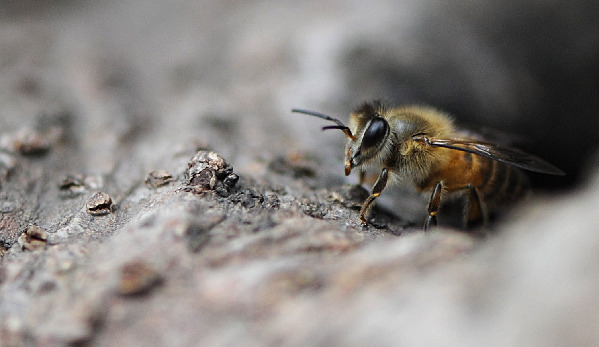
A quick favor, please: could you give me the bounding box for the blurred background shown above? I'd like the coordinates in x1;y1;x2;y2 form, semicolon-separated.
1;0;598;190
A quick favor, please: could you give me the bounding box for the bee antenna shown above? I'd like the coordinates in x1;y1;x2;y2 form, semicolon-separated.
291;108;355;140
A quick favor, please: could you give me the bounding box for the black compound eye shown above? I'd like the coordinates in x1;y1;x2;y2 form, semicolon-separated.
361;117;388;149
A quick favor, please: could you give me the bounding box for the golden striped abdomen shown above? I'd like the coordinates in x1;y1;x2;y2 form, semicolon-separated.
471;153;530;207
421;150;531;208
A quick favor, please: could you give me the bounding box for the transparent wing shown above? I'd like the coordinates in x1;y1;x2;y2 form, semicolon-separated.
418;136;565;175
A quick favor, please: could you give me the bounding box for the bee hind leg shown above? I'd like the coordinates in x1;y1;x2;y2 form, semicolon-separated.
462;184;488;229
359;168;389;225
424;182;443;231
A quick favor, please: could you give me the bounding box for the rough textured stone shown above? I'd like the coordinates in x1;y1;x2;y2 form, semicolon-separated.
0;1;598;346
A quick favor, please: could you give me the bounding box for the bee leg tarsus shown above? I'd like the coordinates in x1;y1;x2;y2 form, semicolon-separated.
424;181;443;231
359;195;377;223
424;215;437;230
359;215;369;226
358;214;387;229
358;168;389;223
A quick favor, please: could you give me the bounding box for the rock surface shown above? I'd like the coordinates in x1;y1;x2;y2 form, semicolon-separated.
1;1;598;346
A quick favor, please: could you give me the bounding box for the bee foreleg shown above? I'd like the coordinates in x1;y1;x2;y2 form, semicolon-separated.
359;168;389;225
359;168;366;185
424;182;443;231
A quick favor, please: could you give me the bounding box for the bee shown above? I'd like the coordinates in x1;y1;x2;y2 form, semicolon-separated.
292;101;565;230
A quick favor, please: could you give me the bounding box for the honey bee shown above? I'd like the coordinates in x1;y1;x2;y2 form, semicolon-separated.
292;101;565;230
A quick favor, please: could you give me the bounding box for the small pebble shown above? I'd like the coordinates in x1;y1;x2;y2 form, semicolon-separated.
85;192;113;216
118;260;162;296
17;225;48;251
145;170;174;189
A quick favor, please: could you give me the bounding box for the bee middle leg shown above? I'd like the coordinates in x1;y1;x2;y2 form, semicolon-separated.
359;168;389;225
424;181;443;231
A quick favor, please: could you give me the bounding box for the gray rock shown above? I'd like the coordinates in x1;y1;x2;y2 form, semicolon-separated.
0;1;597;346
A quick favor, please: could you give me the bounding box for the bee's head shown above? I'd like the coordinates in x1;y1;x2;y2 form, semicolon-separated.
291;101;390;176
345;101;390;173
